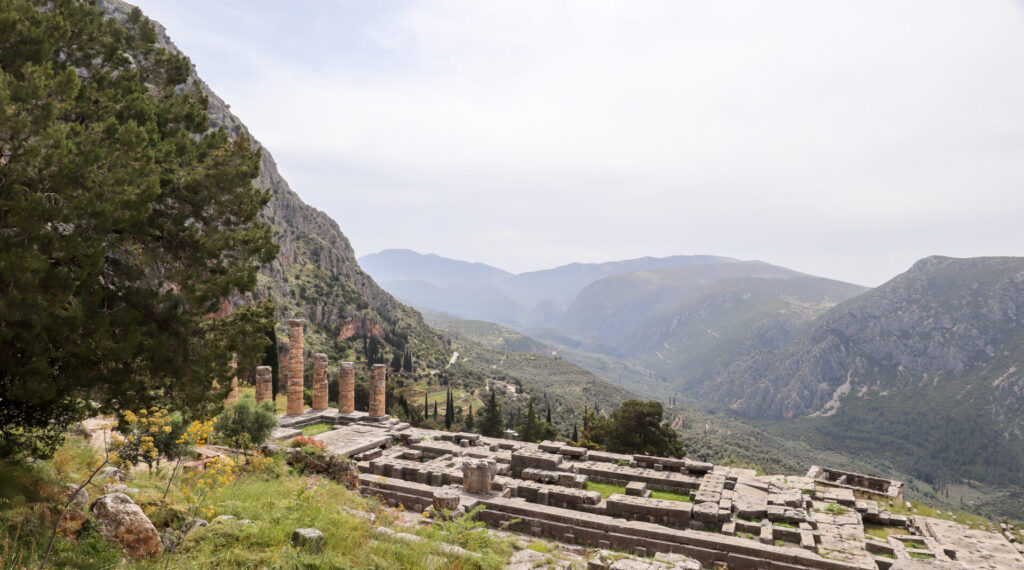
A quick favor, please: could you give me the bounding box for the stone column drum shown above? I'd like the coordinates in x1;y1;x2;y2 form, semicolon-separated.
312;353;328;411
369;364;387;417
286;319;305;415
461;458;497;493
338;362;355;413
254;365;273;403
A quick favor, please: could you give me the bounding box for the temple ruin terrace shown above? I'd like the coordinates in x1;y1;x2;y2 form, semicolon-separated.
266;321;1023;569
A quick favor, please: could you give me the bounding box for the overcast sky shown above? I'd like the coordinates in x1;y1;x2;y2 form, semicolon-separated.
131;0;1024;287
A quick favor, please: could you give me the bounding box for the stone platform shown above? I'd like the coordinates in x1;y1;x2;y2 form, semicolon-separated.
270;418;1023;569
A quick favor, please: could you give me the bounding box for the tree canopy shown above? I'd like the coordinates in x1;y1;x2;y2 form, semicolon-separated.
0;0;277;458
591;400;684;457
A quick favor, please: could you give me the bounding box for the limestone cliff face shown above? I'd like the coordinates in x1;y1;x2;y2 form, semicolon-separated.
705;256;1024;427
102;0;445;362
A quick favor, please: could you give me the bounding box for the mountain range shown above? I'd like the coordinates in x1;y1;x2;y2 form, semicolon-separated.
362;249;1024;513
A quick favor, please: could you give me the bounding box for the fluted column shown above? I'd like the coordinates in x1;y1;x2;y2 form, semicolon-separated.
369;364;387;418
312;353;328;410
338;362;355;413
286;319;305;415
254;366;273;403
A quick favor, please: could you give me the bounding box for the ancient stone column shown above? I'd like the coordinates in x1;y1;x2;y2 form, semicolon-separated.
461;458;497;493
338;362;355;413
312;353;328;411
254;366;273;403
286;319;305;415
225;357;239;405
432;488;460;512
369;364;387;417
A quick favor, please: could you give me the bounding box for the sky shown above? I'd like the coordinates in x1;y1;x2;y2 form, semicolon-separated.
131;0;1024;287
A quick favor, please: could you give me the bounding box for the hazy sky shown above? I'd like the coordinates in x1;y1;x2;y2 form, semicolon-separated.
131;0;1024;287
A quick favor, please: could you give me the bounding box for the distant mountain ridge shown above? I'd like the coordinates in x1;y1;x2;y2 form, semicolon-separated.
358;249;734;328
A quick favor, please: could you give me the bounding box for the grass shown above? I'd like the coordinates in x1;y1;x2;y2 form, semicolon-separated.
649;489;691;502
864;524;908;540
822;503;849;515
908;551;934;559
883;498;991;530
902;540;927;550
525;540;549;553
773;521;795;529
2;437;514;569
301;423;334;437
586;481;626;499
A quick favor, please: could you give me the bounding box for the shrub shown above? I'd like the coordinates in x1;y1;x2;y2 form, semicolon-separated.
214;396;276;458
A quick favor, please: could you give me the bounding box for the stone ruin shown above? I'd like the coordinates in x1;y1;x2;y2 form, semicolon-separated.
259;319;1022;569
806;466;905;502
270;419;1022;569
285;318;305;416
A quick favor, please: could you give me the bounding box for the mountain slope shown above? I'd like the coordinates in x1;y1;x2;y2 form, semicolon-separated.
103;0;447;367
542;262;866;393
707;256;1024;495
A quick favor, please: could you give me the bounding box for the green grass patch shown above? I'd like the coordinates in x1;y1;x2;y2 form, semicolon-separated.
864;524;908;540
908;551;934;559
649;489;691;502
525;540;549;553
4;436;514;569
586;481;626;499
773;521;795;529
822;503;849;515
300;423;333;437
902;540;927;550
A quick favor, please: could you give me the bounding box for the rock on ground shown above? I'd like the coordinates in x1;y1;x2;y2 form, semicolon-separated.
291;528;325;553
90;493;162;558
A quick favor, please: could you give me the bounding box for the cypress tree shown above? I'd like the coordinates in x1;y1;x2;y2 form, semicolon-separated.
546;402;552;424
444;388;453;429
390;351;402;372
424;392;429;417
264;325;281;401
433;401;438;418
465;404;474;431
479;390;503;437
572;422;578;444
519;399;544;443
403;351;413;372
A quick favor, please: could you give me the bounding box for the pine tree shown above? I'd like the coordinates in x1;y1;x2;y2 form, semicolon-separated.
478;390;504;437
0;1;277;459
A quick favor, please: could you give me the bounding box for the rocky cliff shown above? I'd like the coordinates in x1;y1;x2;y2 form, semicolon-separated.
101;0;446;365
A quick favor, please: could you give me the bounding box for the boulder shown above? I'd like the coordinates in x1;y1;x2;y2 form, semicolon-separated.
98;466;130;482
90;493;162;558
291;527;325;553
66;484;89;507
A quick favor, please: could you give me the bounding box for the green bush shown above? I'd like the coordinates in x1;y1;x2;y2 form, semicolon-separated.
215;396;277;455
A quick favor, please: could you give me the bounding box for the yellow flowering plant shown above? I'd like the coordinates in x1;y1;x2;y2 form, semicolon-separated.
110;407;173;473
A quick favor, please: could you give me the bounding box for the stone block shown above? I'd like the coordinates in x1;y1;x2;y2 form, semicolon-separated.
626;481;648;497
